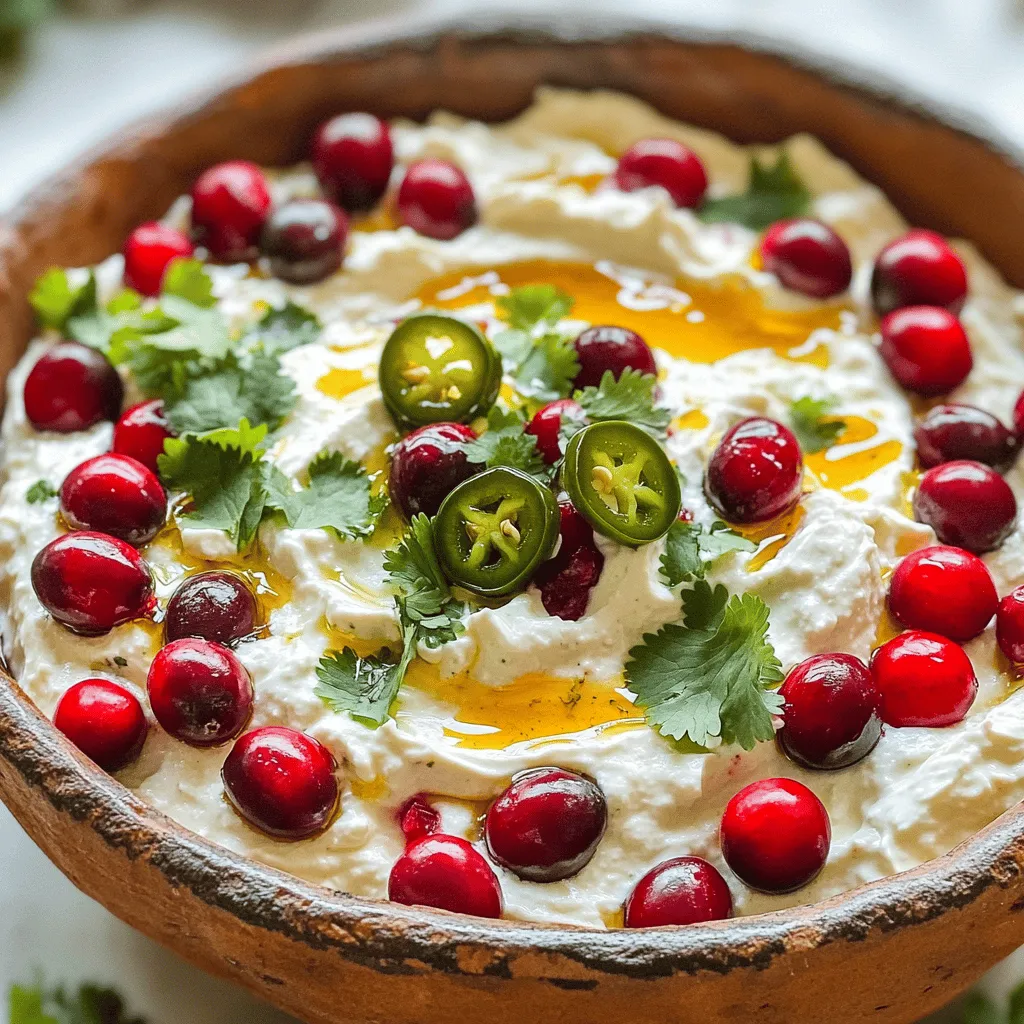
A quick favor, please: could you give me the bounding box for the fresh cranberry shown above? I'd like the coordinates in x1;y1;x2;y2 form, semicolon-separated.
54;678;147;772
147;638;253;747
113;399;174;474
613;138;708;208
759;218;852;299
720;778;831;894
398;794;442;844
24;343;123;433
312;112;394;212
190;160;272;262
31;532;154;635
122;221;194;296
396;159;476;240
913;460;1017;554
705;417;803;524
871;229;968;316
222;726;339;840
525;398;585;464
914;404;1017;471
777;653;881;770
997;586;1024;664
164;571;259;646
388;834;502;918
572;325;657;389
485;767;607;882
388;422;479;519
533;501;605;621
624;857;733;928
871;630;977;727
879;306;972;396
260;199;348;285
1014;391;1024;439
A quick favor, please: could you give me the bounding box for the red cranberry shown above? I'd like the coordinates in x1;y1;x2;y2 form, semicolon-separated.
396;159;476;240
122;221;194;296
720;778;831;894
164;571;259;646
888;545;997;642
24;343;123;433
388;422;479;519
388;834;502;918
879;306;972;397
222;726;339;840
624;857;733;928
913;460;1017;554
31;532;154;635
59;453;166;546
533;502;604;621
260;198;348;285
525;398;586;464
914;404;1017;471
398;794;442;844
190;160;272;262
997;586;1024;664
54;678;147;772
705;417;804;524
485;767;607;882
871;630;977;727
759;218;853;299
572;325;657;389
871;229;968;316
777;654;881;770
1014;391;1024;439
613;138;708;208
113;399;174;474
147;638;253;747
312;112;394;212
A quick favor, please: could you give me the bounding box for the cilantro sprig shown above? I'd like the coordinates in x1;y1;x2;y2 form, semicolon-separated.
575;368;670;437
790;395;847;454
659;518;755;588
8;979;145;1024
698;153;811;230
457;406;550;483
25;480;58;504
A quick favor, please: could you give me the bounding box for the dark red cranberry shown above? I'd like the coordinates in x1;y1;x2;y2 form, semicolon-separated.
147;638;253;747
54;678;147;772
871;229;968;316
997;586;1024;664
396;159;476;240
613;138;708;208
113;399;174;474
399;794;442;844
312;112;394;212
720;778;830;894
31;532;154;635
777;653;881;770
572;325;657;389
1014;391;1024;439
260;199;348;285
624;857;733;928
388;834;502;918
122;221;194;296
888;545;997;642
525;398;586;464
485;767;607;882
879;306;972;396
24;343;123;433
913;460;1017;554
871;630;977;727
705;417;804;524
914;404;1017;471
759;218;853;299
222;726;339;840
533;502;604;621
190;160;272;262
59;453;166;546
389;422;479;519
164;571;259;646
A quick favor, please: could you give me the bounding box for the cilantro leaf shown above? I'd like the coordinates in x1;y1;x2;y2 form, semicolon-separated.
575;369;670;436
790;395;847;454
458;406;548;481
496;284;573;331
700;521;757;561
25;479;58;504
681;579;729;631
491;328;534;367
29;269;97;332
660;520;703;587
161;258;217;308
698;153;811;231
9;980;145;1024
248;301;321;355
513;332;579;403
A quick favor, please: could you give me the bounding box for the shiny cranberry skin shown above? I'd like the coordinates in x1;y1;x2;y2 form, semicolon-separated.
389;834;502;918
24;343;123;433
260;198;348;285
759;218;852;299
997;586;1024;664
888;545;997;642
190;160;272;262
222;726;339;840
720;778;830;894
879;306;972;397
147;638;253;747
59;453;166;546
312;112;394;212
1014;391;1024;439
31;532;154;635
871;229;968;316
705;417;803;524
122;221;194;296
399;794;442;844
572;325;657;389
534;502;604;621
913;460;1017;554
165;571;259;646
914;403;1017;471
613;138;708;208
624;857;733;928
113;399;174;474
526;398;585;464
54;678;147;772
397;159;476;240
389;422;479;519
777;654;881;770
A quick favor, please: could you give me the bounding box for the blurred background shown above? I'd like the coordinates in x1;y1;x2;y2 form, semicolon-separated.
2;0;1024;1021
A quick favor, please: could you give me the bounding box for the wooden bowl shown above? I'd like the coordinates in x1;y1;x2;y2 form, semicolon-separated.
3;15;1024;1024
